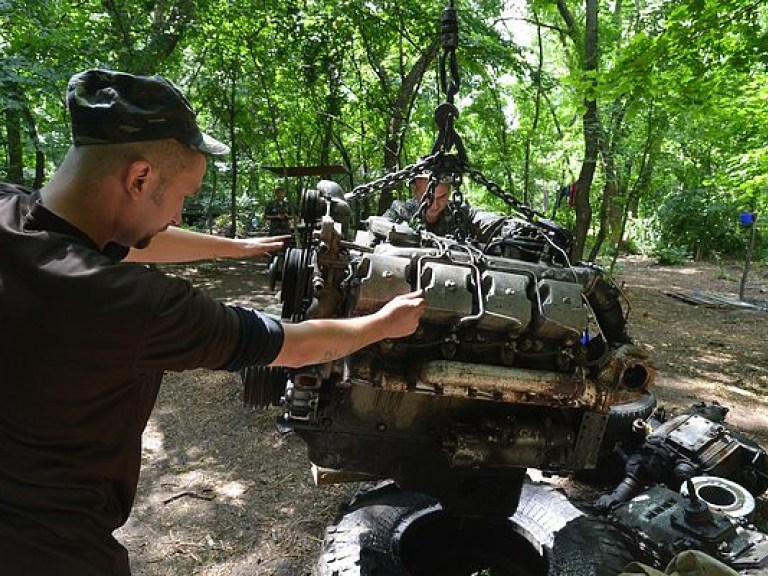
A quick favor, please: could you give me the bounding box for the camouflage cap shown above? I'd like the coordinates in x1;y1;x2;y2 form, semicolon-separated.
67;69;230;156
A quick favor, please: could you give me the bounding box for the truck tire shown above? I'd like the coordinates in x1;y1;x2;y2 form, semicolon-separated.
315;480;635;576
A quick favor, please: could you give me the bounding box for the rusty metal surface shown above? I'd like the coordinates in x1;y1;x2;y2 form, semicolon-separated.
347;356;653;411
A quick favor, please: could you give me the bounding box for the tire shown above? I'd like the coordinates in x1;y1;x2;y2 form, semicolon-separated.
315;480;635;576
548;516;636;576
603;393;657;450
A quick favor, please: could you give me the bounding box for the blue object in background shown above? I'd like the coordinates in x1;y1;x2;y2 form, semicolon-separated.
740;211;756;226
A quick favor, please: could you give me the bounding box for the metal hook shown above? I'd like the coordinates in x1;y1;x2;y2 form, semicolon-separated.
439;6;460;103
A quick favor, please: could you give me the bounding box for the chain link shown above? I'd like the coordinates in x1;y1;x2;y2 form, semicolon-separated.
462;165;542;220
343;154;541;224
343;153;442;204
439;6;461;105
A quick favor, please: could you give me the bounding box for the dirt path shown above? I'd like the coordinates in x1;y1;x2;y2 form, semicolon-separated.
614;256;768;446
116;256;768;575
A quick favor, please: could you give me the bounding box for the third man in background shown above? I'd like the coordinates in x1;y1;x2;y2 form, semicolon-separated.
263;186;293;235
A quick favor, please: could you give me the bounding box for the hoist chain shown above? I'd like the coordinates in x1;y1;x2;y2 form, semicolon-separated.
462;164;543;221
433;5;468;167
343;4;540;226
439;5;461;105
344;159;540;224
343;153;442;204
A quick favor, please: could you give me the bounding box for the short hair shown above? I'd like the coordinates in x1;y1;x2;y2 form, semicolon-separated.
73;139;199;186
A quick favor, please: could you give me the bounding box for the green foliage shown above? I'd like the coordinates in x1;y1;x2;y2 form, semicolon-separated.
656;188;746;259
652;244;690;265
624;216;659;256
1;0;767;253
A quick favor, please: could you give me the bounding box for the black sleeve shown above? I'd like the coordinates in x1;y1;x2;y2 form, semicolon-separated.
134;272;282;372
103;242;131;261
221;306;285;370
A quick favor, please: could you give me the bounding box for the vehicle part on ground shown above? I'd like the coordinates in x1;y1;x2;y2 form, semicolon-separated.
241;365;288;408
575;392;658;484
607;481;768;574
594;402;768;511
243;175;655;516
679;476;756;521
315;479;635;576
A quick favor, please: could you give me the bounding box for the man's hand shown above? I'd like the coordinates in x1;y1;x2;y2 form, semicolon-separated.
271;290;425;368
231;235;290;258
374;290;426;339
125;227;290;263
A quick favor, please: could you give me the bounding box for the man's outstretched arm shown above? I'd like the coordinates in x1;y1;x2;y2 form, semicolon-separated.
125;226;289;263
271;291;425;368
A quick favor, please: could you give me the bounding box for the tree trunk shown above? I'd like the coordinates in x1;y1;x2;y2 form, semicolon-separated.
103;0;194;74
609;112;660;272
573;106;598;263
320;59;343;166
5;107;23;185
3;76;46;187
228;66;238;238
22;103;45;189
589;100;626;262
378;40;439;214
488;85;516;196
206;167;218;234
568;0;599;262
523;11;545;206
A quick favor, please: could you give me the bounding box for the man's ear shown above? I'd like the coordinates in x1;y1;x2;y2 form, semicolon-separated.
124;160;153;199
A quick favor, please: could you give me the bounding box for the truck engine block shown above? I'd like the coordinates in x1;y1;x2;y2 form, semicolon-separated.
245;182;656;515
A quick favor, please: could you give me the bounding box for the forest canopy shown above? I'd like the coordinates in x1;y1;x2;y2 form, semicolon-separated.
1;0;766;261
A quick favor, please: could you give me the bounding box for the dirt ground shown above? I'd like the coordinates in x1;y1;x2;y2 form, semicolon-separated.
115;255;768;575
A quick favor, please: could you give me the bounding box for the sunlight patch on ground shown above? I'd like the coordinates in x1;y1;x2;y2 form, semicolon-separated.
146;470;254;507
142;419;167;458
719;382;768;400
217;481;249;499
659;373;768;403
695;351;734;365
696;370;732;385
674;267;706;276
655;373;768;439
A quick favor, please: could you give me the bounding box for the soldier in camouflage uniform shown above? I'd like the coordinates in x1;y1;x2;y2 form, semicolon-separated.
383;172;505;242
263;186;293;236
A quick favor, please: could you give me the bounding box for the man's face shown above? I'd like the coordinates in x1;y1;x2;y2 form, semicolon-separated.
133;153;207;248
412;177;451;224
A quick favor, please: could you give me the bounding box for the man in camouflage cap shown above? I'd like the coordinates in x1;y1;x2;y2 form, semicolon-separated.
67;68;230;154
66;69;289;262
0;69;425;575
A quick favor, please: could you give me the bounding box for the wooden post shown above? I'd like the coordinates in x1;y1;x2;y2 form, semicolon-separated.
739;212;758;301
